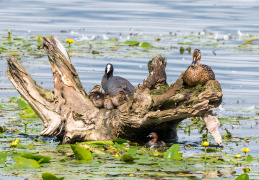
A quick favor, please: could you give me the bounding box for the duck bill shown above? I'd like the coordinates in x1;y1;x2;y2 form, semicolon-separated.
191;57;197;66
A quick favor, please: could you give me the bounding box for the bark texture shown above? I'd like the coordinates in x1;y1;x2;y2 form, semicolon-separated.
6;37;223;144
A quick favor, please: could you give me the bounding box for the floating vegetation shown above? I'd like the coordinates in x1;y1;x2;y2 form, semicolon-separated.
0;31;259;179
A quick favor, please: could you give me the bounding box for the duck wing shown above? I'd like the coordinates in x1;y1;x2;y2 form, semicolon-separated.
200;64;215;80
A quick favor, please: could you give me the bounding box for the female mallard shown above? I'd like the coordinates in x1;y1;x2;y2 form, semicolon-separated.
89;85;104;108
183;49;215;86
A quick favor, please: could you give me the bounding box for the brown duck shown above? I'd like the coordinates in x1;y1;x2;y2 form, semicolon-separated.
104;92;114;110
89;85;104;108
112;91;127;107
183;49;215;86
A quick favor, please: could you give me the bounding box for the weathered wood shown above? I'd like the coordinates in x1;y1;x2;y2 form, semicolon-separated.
6;37;223;144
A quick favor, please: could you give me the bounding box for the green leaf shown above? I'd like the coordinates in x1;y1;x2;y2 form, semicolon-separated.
18;108;38;118
35;35;43;42
247;155;253;161
109;38;118;42
0;152;7;164
42;172;64;180
120;153;134;163
21;153;51;163
123;40;139;46
164;144;182;160
0;126;4;133
114;142;126;151
84;140;113;146
70;144;93;161
12;157;40;168
112;138;127;144
17;98;31;109
127;146;137;155
206;148;219;153
235;173;249;180
92;50;99;54
140;42;151;48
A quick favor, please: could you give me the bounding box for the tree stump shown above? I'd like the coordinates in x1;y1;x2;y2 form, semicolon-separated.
6;37;223;144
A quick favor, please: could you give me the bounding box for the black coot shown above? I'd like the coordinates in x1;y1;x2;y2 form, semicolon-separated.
101;63;135;97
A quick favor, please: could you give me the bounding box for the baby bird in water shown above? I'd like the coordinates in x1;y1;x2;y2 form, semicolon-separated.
183;49;215;86
112;91;127;107
145;132;166;147
89;85;104;108
104;93;114;110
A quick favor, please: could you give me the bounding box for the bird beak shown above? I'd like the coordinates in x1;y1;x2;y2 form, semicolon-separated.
147;134;152;138
107;66;110;73
191;57;197;66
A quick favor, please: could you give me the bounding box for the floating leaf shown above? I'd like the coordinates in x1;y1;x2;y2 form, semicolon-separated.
112;138;127;144
164;144;182;160
21;153;51;163
127;146;137;155
70;144;93;161
124;40;139;46
247;155;253;161
140;42;151;48
12;157;40;168
18;98;31;109
42;172;64;180
120;153;134;163
0;126;4;133
7;51;20;55
84;140;113;146
92;50;99;54
0;152;7;164
18;108;38;118
114;142;126;151
109;38;118;42
235;173;249;180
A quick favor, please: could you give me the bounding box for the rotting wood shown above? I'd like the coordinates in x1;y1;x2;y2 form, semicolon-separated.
6;37;223;144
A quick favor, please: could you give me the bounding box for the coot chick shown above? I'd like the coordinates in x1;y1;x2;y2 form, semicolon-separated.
101;63;135;97
112;91;127;107
89;85;104;108
183;49;215;86
104;92;114;110
145;132;166;147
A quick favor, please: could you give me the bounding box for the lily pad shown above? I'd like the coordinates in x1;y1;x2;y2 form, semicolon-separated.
12;157;40;168
164;144;182;160
42;172;64;180
21;153;51;163
127;146;137;155
112;138;127;144
70;144;93;161
0;152;7;165
235;173;249;180
120;153;134;163
124;40;139;46
18;108;38;118
17;98;31;109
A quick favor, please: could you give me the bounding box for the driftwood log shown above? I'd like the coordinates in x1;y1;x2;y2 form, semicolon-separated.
6;37;223;144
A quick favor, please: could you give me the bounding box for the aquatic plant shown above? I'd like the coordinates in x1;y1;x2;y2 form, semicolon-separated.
10;139;19;153
66;38;74;48
201;141;209;164
242;148;250;161
24;121;28;133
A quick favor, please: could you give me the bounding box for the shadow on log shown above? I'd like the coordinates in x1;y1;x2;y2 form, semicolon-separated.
6;37;223;144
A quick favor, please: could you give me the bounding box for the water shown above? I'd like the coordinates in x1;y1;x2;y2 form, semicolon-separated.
0;1;259;179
